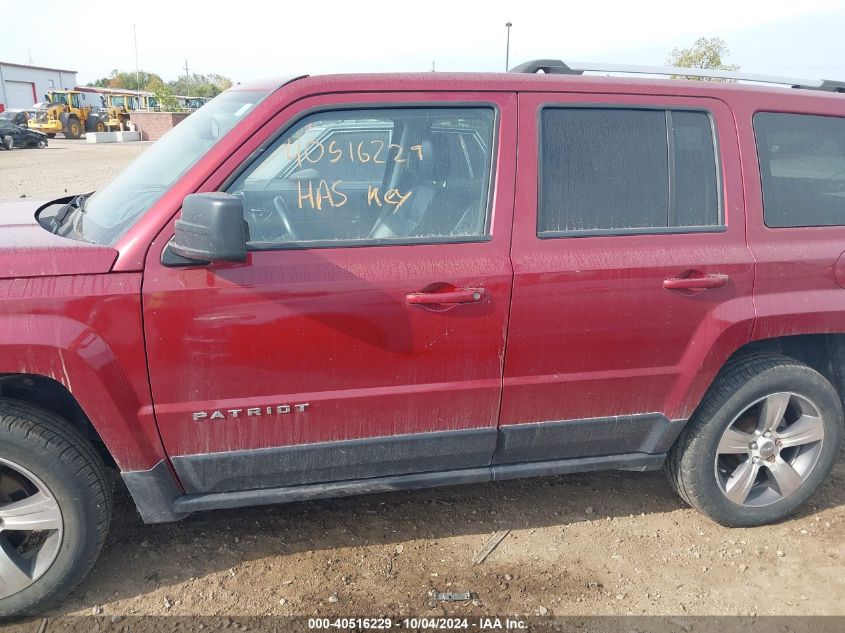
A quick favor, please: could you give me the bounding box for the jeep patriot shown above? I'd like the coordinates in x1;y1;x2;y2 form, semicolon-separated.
1;61;844;615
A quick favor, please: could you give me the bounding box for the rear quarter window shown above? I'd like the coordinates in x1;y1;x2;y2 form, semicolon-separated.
754;112;845;228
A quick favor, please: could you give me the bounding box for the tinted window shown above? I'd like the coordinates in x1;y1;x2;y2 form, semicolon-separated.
228;107;496;246
539;108;720;235
754;113;845;228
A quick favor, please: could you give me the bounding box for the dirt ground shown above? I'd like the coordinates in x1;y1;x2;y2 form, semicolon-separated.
0;138;150;203
1;138;844;627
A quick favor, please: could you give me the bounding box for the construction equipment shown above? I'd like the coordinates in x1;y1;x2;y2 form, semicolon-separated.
98;93;140;131
27;90;106;139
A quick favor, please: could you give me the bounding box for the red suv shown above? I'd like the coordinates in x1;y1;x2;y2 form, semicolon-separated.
1;61;844;616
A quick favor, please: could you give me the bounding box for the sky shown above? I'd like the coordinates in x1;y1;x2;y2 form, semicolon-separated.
2;0;845;85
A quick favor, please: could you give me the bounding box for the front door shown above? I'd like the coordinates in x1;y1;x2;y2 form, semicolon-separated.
498;92;755;464
142;92;517;494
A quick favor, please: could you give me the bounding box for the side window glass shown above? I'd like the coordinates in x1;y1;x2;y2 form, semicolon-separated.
754;112;845;227
538;107;721;236
228;107;496;247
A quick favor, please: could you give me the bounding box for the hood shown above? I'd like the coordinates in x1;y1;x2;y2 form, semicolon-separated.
0;199;118;279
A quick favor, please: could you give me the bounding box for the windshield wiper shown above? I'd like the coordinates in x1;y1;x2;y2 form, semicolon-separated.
51;192;91;232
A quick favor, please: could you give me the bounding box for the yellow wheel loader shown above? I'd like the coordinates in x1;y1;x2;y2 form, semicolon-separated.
98;93;140;131
27;90;106;139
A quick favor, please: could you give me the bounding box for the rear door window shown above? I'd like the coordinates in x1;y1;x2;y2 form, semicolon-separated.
754;113;845;227
538;107;721;236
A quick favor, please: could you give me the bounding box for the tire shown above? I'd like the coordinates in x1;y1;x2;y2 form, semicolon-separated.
0;400;112;618
1;136;12;151
64;117;82;140
46;133;56;139
666;354;843;527
96;120;106;133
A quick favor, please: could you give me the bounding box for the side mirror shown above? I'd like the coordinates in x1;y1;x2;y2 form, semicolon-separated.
170;193;249;263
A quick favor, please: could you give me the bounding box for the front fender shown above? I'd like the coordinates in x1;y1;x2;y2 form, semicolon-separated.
0;273;168;471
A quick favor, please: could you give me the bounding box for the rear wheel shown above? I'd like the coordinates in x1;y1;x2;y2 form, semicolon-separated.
666;354;843;526
0;401;112;618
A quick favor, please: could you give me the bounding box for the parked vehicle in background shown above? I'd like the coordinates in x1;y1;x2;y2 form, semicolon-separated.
0;119;48;149
1;62;844;617
27;90;105;139
98;93;140;131
0;109;35;127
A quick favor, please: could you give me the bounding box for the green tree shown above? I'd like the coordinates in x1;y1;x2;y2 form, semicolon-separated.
146;78;181;111
667;37;739;80
88;69;165;91
168;72;233;98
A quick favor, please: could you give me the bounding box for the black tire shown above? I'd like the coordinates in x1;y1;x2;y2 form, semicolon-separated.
46;133;56;139
1;136;12;151
666;354;843;527
0;400;112;618
64;117;82;140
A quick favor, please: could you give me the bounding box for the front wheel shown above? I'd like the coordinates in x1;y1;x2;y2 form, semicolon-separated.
64;117;82;140
0;401;112;618
666;354;843;527
1;136;12;150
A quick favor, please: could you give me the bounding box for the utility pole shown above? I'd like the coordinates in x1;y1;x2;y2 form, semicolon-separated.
133;24;140;91
184;60;190;97
505;22;512;71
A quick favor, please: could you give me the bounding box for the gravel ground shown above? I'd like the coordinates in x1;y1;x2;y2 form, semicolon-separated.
2;139;844;626
0;137;150;203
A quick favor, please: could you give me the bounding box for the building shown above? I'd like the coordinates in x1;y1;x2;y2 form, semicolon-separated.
0;62;78;110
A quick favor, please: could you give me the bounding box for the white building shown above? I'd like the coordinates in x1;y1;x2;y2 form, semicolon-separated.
0;62;78;110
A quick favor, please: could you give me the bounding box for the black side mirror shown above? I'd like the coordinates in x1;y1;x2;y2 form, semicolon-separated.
170;193;249;263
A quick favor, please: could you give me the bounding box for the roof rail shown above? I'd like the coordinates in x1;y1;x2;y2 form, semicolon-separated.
508;59;845;93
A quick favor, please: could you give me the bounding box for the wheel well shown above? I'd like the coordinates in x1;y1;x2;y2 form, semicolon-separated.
727;334;845;404
0;373;115;468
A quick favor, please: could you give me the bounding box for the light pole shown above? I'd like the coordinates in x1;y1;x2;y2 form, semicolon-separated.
505;22;512;71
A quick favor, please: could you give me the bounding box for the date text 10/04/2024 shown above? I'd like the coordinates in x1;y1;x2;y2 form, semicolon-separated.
290;138;424;212
307;617;528;630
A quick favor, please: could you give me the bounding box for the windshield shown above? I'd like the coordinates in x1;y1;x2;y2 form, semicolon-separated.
80;89;266;245
50;93;69;105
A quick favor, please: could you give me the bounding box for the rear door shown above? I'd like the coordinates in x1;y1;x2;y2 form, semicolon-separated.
498;92;755;464
142;91;517;494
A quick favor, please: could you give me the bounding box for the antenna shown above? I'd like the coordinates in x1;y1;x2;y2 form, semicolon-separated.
133;25;140;91
183;60;191;97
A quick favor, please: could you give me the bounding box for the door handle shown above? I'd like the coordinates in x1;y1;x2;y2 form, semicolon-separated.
405;287;487;305
663;273;729;290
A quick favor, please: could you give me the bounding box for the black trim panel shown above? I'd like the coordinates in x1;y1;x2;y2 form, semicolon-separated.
172;427;498;494
121;460;188;523
173;452;665;515
493;414;685;464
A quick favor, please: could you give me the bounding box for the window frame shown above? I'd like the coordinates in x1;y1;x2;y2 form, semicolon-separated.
536;103;725;239
753;110;845;230
220;102;501;251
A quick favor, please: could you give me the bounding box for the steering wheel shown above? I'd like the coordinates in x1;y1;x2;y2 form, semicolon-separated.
272;196;299;242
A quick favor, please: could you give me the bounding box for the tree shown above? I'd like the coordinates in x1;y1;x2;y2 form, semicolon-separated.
168;72;233;98
146;78;181;111
88;69;165;91
667;37;739;80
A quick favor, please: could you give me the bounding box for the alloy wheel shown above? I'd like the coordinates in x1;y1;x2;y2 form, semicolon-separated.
0;458;63;599
715;392;825;507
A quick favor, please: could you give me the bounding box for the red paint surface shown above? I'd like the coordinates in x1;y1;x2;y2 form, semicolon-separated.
1;73;844;475
141;91;517;457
